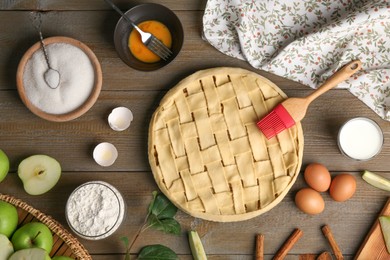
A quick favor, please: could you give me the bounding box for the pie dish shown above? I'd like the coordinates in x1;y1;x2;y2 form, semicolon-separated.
148;67;304;222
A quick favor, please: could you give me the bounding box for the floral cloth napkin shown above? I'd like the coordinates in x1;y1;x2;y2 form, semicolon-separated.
203;0;390;121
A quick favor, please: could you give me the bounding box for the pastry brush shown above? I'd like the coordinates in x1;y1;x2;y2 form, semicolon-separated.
257;60;362;139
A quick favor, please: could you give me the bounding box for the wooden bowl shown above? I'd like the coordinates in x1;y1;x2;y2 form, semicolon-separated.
16;36;102;122
0;193;92;259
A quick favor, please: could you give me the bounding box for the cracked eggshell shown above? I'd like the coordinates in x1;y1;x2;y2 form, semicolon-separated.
108;107;133;131
93;142;118;167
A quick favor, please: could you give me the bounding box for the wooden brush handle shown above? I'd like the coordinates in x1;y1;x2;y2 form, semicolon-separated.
306;60;362;104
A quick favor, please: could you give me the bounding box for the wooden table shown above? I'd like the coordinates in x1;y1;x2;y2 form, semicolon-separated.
0;1;389;259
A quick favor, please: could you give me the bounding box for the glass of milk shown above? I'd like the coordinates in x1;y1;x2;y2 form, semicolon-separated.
337;117;383;161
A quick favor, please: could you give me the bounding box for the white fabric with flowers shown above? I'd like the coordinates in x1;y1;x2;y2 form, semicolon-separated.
203;0;390;120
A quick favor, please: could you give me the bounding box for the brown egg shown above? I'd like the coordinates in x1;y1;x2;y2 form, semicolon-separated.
329;173;356;202
304;163;331;192
295;188;325;215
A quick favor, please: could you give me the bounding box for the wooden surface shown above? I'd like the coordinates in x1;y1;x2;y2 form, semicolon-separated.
355;198;390;260
1;1;390;259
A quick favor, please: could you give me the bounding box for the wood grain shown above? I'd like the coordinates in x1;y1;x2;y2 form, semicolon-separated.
0;0;208;11
355;198;390;260
0;10;302;92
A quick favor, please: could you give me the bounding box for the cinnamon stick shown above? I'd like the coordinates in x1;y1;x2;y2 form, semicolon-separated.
321;225;344;260
273;228;303;260
255;234;264;260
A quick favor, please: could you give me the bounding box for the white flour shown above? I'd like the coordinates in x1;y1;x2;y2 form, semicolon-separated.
23;43;95;114
66;181;125;239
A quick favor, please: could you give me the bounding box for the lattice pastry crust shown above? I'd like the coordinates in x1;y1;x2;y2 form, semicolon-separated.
148;67;304;222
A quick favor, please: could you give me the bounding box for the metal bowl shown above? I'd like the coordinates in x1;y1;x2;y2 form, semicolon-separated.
113;3;184;71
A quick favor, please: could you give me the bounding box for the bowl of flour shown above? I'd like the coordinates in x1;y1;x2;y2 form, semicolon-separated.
16;36;102;122
65;181;126;240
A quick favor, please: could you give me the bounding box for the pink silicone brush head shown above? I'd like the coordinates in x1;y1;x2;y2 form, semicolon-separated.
257;104;296;139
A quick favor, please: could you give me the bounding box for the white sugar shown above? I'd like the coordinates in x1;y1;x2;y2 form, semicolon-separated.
23;43;95;114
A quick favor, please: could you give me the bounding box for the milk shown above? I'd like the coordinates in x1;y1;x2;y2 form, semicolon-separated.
338;117;383;160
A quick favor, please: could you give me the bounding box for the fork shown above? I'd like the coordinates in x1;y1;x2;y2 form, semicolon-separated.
104;0;172;61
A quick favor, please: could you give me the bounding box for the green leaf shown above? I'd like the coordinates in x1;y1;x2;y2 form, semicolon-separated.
145;192;181;235
138;244;178;260
148;215;181;235
150;193;177;219
148;191;159;215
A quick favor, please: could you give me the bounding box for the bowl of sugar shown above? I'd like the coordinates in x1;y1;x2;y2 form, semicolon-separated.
113;3;184;71
16;36;103;122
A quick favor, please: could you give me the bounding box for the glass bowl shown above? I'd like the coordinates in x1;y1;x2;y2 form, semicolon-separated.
337;117;383;161
65;181;126;240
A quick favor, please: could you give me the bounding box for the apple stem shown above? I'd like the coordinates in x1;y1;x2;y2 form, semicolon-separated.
127;214;150;253
33;231;42;241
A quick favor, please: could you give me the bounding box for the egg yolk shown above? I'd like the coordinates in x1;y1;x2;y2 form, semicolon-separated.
128;20;172;63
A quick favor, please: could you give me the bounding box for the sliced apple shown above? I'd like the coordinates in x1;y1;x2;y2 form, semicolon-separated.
8;248;50;260
188;230;207;260
0;234;14;260
362;170;390;192
379;216;390;254
18;155;61;195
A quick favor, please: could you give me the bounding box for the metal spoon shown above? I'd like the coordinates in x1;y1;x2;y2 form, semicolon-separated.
30;12;60;89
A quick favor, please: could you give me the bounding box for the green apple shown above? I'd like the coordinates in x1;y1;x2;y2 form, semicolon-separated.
0;149;9;183
0;200;18;237
8;248;50;260
52;257;74;260
11;222;53;254
18;155;61;195
0;233;14;260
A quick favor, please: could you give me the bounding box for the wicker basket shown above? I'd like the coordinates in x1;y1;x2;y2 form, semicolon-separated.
0;193;92;259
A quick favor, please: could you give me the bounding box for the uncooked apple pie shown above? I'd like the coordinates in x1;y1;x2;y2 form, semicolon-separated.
148;67;303;222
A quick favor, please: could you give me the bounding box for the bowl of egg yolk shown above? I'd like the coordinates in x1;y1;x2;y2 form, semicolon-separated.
113;3;184;71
